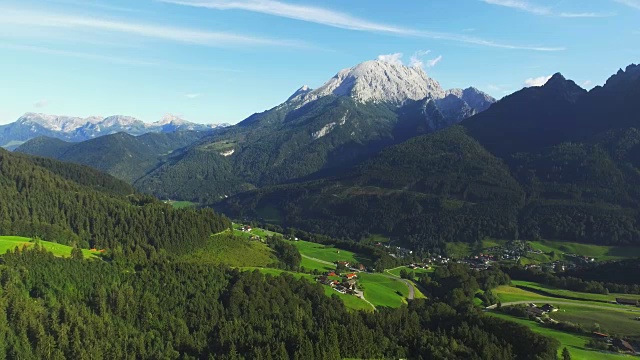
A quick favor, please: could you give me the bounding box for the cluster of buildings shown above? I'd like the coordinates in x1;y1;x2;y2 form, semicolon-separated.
525;303;558;318
424;255;451;266
375;243;413;258
593;333;637;355
317;272;359;295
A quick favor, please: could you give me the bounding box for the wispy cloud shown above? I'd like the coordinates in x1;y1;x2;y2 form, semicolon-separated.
409;50;430;68
160;0;564;51
34;99;49;108
377;53;403;66
49;0;140;13
614;0;640;10
0;43;238;72
0;8;305;48
378;51;442;69
426;55;443;68
582;80;593;88
0;43;158;66
482;0;549;15
185;93;201;99
524;75;552;87
482;0;614;18
559;12;615;18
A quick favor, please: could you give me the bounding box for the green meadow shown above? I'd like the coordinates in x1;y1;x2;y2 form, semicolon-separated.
288;239;372;266
358;273;409;308
0;236;99;258
181;232;277;267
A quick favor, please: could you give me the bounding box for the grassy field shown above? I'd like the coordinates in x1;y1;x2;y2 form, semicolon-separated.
493;282;640;357
512;280;640;303
288;240;372;266
241;267;373;311
300;256;335;273
181;232;276;267
529;240;640;261
549;303;640;337
358;273;409;308
387;266;432;278
446;238;640;263
487;312;632;359
0;236;99;258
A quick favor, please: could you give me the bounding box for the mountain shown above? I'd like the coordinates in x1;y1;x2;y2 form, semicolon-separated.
135;60;495;203
0;112;227;150
16;130;210;183
219;63;640;248
0;147;230;252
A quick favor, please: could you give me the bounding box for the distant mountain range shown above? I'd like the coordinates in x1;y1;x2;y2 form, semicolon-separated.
219;64;640;248
0;113;227;150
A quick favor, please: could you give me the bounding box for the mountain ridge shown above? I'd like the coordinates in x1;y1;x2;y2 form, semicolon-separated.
1;112;228;150
218;63;640;248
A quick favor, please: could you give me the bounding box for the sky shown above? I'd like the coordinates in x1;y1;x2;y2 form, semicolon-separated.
0;0;638;125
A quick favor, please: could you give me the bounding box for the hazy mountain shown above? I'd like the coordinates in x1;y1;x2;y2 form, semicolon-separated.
135;60;495;203
219;63;640;248
0;112;227;150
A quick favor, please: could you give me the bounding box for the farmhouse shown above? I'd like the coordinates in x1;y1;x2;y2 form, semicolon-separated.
336;261;350;267
616;298;639;306
239;225;252;232
345;273;358;280
343;279;357;291
540;304;558;313
613;338;636;354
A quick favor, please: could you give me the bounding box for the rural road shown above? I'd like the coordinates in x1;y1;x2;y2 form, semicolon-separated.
301;255;415;301
384;267;416;300
486;300;633;311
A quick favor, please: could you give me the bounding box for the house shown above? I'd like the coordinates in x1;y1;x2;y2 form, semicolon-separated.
527;307;547;317
331;280;340;287
336;261;350;267
345;273;358;280
343;279;357;290
593;332;610;339
616;298;639;306
540;304;558;313
326;271;337;277
613;338;636;354
240;225;252;232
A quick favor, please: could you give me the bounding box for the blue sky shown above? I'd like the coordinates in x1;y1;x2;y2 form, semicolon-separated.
0;0;638;124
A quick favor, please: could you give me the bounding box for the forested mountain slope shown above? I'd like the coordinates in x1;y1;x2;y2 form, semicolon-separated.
17;131;210;183
221;64;640;248
0;148;230;253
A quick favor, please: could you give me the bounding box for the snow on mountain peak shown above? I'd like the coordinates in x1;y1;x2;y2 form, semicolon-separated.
18;112;103;132
287;85;313;101
101;115;143;127
156;114;188;125
294;60;445;105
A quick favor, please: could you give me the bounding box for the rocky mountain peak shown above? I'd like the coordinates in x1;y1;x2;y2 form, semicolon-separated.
295;59;445;105
542;73;586;102
287;85;313;101
603;64;640;91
